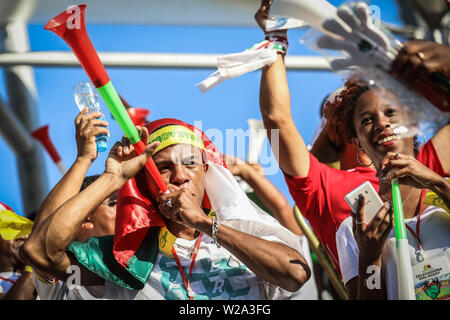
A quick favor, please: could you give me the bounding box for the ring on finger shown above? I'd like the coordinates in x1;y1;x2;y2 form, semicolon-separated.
416;51;425;61
351;213;364;225
165;199;173;208
394;152;400;159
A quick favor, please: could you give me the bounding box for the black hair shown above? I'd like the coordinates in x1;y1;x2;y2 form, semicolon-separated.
80;175;100;192
27;211;37;222
319;94;329;117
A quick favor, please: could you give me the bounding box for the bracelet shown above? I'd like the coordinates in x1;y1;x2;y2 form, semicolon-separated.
211;216;221;248
265;32;289;56
24;265;33;273
268;41;288;56
250;33;288;56
264;30;288;40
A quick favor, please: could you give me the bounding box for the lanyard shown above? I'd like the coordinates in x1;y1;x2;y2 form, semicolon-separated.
405;210;423;250
171;233;202;300
404;189;427;260
160;210;215;257
0;275;16;285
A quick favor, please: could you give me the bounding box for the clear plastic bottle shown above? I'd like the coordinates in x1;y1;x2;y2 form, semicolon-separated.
73;80;109;152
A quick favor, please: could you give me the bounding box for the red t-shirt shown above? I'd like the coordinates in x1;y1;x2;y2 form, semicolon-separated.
284;140;448;274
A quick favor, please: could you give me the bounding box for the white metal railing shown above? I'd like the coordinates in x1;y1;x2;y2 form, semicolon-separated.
0;51;332;70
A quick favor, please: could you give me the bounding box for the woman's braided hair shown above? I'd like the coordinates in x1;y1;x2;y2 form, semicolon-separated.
332;80;370;141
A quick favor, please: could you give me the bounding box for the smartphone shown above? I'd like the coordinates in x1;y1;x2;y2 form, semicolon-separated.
344;181;384;223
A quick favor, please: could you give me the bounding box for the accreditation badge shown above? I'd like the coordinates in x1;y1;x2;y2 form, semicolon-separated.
158;210;215;257
412;256;450;300
158;226;177;257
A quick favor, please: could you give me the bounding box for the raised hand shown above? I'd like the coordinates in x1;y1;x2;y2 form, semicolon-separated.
317;2;395;71
223;154;245;175
390;40;450;82
254;0;273;32
104;126;160;187
223;154;265;179
75;107;109;163
380;152;446;190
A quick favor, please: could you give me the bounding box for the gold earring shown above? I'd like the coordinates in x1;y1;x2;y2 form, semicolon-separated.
356;149;373;167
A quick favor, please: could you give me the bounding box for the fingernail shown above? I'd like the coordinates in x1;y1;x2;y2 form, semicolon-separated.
384;202;390;209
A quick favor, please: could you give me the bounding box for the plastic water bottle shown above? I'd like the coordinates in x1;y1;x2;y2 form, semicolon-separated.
73;81;109;152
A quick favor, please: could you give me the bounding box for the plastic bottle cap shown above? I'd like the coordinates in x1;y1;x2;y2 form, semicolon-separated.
97;140;108;152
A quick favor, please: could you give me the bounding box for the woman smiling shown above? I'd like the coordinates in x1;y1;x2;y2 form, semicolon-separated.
335;81;450;300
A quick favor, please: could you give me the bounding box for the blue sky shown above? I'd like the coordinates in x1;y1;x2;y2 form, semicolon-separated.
0;0;402;215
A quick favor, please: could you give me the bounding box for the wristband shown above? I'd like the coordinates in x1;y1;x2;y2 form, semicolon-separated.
264;30;288;40
24;265;33;273
211;216;221;248
268;41;288;56
265;32;289;56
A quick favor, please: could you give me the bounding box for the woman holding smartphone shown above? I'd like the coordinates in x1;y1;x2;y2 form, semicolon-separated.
334;81;450;300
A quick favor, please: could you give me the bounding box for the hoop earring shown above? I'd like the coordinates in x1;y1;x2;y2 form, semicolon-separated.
420;133;426;147
413;133;427;156
356;150;373;167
